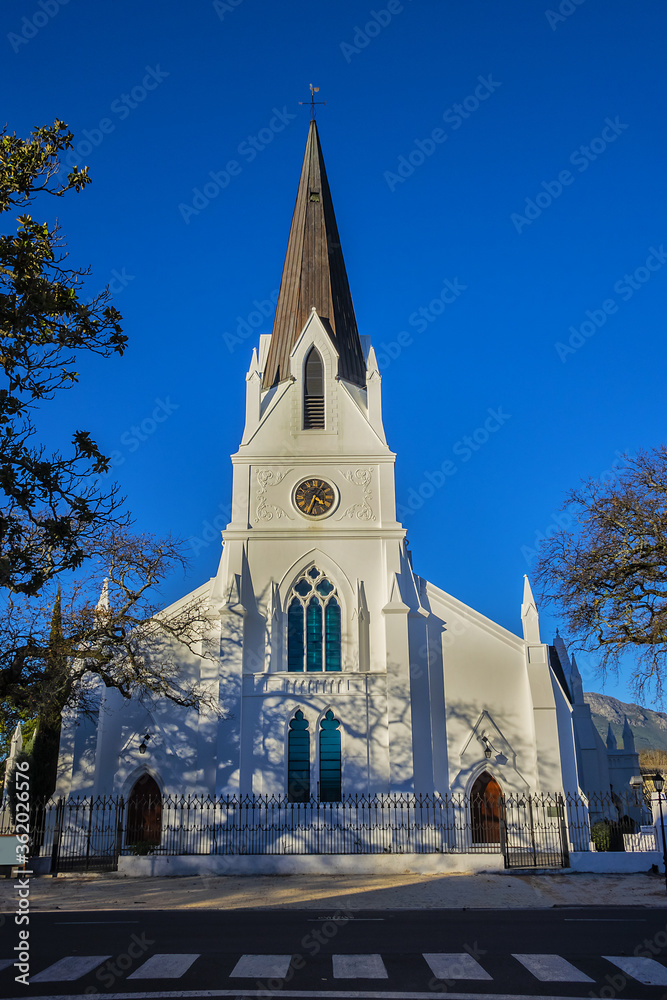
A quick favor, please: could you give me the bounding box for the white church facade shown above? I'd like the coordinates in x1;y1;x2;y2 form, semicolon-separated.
55;121;623;827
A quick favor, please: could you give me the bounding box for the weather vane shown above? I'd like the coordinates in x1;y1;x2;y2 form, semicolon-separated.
299;84;326;121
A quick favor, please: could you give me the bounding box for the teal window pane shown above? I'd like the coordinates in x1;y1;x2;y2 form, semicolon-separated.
306;597;323;672
316;579;334;596
288;710;310;802
308;566;320;579
319;710;341;802
325;599;341;672
294;579;311;597
287;598;304;672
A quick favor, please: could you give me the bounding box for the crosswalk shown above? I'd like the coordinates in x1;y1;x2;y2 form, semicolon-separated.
5;950;667;987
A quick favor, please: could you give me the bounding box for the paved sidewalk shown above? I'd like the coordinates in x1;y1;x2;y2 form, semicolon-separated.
1;871;667;911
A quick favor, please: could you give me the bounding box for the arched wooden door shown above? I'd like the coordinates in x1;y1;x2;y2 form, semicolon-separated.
470;772;504;844
125;774;162;846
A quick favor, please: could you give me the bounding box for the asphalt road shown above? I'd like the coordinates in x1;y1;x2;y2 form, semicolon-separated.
2;907;667;1000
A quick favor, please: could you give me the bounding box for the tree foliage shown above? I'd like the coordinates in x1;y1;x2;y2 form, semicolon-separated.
535;446;667;698
0;120;128;596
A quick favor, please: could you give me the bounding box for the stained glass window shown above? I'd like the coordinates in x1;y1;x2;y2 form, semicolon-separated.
319;710;342;802
286;569;342;672
306;597;323;671
325;599;341;672
287;598;304;672
288;710;310;802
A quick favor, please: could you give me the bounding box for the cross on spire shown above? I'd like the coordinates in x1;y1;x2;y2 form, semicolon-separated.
299;84;326;121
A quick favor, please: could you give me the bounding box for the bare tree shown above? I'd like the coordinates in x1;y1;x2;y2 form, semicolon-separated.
0;529;216;790
535;446;667;699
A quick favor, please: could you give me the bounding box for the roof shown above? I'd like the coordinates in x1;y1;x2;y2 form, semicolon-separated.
262;120;366;389
549;644;572;703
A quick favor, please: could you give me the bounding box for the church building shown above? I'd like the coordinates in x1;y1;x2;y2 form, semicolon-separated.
56;120;606;816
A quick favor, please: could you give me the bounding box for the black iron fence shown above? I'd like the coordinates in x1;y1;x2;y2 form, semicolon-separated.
0;789;656;873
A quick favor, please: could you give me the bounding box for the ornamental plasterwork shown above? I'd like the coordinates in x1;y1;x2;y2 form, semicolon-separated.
255;469;293;523
337;468;375;521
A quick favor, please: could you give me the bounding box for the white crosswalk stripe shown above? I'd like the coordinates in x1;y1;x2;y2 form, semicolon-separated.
604;955;667;985
229;954;293;978
423;953;492;980
30;956;111;982
127;953;200;979
332;954;388;979
513;953;594;982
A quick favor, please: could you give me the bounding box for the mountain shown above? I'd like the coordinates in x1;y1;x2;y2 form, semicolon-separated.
584;691;667;753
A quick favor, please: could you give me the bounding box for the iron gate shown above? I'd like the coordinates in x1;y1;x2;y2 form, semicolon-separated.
502;793;568;868
51;797;124;873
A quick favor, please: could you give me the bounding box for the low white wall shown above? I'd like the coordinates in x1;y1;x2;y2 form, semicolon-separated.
569;851;661;873
119;853;506;876
118;851;663;876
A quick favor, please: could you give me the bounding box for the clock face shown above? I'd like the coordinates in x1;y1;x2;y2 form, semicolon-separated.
294;478;336;518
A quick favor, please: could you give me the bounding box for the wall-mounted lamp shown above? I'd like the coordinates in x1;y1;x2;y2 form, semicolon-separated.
481;736;494;760
138;731;152;755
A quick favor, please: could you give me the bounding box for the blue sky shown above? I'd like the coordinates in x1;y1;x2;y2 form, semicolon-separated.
3;0;666;703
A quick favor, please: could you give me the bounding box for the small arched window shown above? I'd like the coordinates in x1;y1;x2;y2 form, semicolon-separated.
319;710;342;802
303;347;325;429
286;568;342;672
288;710;310;802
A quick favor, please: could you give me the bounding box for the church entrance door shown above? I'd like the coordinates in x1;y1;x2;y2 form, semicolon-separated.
125;775;162;849
470;772;503;844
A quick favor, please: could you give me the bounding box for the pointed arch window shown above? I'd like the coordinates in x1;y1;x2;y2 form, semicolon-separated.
288;710;310;802
286;568;342;672
304;347;325;429
319;710;342;802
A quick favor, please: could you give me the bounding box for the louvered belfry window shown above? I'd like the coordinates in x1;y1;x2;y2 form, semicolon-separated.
304;346;325;429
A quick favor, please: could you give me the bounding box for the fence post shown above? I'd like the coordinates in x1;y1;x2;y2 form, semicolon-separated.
114;797;125;865
558;794;570;867
50;798;65;877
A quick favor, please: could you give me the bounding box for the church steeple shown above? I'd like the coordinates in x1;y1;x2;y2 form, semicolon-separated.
262;120;366;390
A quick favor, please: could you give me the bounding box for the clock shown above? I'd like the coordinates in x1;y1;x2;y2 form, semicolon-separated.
294;478;336;518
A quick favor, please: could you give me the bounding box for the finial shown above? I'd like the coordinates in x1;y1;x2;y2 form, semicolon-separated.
299;84;326;121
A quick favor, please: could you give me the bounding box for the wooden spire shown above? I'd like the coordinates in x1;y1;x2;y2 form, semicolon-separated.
262;121;366;389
